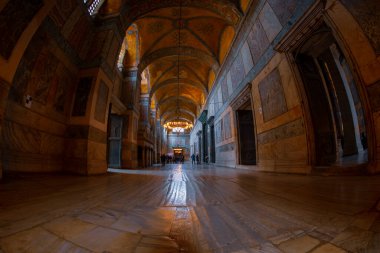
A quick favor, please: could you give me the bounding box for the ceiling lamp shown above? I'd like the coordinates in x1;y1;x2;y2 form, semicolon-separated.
164;121;193;131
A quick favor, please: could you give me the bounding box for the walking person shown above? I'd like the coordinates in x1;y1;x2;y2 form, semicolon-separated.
191;153;195;164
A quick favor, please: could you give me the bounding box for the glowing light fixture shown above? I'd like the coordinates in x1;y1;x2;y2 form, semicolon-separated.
164;121;193;132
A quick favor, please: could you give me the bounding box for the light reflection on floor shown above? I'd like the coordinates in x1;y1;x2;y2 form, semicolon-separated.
0;163;379;252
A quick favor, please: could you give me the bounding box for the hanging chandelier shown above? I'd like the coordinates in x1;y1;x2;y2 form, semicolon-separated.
164;121;193;131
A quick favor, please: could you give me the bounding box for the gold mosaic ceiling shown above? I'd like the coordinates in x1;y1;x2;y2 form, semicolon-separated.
101;0;252;124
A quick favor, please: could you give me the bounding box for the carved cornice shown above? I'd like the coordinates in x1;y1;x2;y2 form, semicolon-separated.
230;83;251;110
275;0;326;53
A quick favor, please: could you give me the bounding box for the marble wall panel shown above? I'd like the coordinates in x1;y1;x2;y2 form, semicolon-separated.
2;121;41;153
0;0;43;59
241;41;254;75
29;47;60;105
215;120;223;144
10;18;77;113
65;125;107;144
230;52;245;88
217;86;223;110
216;143;235;153
40;133;65;155
258;135;307;162
53;64;74;114
223;112;232;140
257;118;304;144
227;72;233;96
72;77;93;117
221;78;229;103
247;20;269;64
259;68;288;122
258;3;282;43
88;141;107;161
341;0;380;54
94;81;109;123
267;0;298;26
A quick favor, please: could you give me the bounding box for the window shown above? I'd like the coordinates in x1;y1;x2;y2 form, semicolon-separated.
84;0;105;16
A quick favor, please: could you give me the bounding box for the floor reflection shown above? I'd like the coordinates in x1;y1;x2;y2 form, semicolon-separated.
0;164;379;252
166;164;187;207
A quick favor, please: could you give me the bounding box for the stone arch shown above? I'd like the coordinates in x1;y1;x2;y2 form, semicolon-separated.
149;78;208;100
138;47;220;74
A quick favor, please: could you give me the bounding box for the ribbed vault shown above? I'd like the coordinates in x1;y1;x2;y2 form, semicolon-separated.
101;0;247;126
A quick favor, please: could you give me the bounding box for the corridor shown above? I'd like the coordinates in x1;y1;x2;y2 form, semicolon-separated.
0;164;379;252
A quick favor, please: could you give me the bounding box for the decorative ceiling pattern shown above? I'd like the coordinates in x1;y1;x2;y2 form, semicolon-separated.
101;0;250;124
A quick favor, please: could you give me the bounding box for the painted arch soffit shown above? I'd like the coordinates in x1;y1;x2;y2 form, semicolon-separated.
159;100;197;116
157;96;199;108
122;0;242;26
149;78;208;100
148;58;211;88
135;8;233;60
161;108;196;120
138;46;220;75
162;113;195;124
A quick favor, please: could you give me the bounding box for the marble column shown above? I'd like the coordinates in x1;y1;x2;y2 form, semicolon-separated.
65;72;112;175
121;69;140;169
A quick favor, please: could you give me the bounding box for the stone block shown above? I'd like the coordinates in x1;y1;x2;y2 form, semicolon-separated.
241;41;254;74
258;68;288;122
247;20;269;64
311;243;346;253
278;235;320;253
259;3;282;43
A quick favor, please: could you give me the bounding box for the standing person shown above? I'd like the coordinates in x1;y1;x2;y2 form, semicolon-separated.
191;153;195;164
196;154;200;164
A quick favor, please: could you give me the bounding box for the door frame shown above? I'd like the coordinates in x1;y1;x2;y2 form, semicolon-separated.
275;0;374;168
230;83;258;166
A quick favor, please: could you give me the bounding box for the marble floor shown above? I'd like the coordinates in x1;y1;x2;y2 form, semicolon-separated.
0;163;380;253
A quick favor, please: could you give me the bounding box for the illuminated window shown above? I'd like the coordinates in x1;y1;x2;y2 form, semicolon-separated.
84;0;105;15
173;127;184;133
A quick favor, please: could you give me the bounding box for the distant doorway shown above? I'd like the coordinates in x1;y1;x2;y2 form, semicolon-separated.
231;85;257;166
295;25;367;166
236;101;257;165
107;114;123;168
173;148;184;163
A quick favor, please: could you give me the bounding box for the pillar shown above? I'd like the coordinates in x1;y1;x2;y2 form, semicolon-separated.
65;70;112;175
121;69;140;169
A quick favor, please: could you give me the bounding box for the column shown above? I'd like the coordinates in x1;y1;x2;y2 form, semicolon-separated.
121;69;140;169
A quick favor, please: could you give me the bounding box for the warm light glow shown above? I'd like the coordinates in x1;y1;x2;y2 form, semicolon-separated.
164;121;193;131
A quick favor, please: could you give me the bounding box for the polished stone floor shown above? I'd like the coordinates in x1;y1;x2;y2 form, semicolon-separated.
0;163;380;253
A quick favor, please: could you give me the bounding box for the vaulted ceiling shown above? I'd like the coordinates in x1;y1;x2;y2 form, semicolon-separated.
100;0;252;125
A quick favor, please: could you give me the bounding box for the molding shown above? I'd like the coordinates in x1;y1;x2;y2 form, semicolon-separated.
275;0;326;53
230;83;251;110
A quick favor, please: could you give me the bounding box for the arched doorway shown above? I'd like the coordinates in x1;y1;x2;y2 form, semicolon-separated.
295;24;368;168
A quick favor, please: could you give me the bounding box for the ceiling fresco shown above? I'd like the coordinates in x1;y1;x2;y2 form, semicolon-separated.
101;0;251;124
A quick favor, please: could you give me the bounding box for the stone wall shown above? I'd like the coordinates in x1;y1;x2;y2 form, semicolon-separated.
0;0;122;174
191;0;380;173
1;4;90;172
